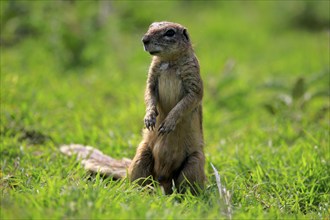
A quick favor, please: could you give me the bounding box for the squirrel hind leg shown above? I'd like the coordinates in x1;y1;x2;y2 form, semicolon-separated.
128;142;154;185
174;151;206;195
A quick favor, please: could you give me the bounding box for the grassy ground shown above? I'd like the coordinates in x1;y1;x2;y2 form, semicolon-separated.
1;1;329;219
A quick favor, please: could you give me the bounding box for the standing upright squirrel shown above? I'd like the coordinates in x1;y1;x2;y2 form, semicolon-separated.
61;21;206;195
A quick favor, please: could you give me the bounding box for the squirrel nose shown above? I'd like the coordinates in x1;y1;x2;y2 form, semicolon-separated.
142;36;150;45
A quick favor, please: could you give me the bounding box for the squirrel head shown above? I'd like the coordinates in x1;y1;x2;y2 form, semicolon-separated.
142;21;192;59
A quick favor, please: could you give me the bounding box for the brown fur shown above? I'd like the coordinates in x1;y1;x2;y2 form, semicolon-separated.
128;21;206;194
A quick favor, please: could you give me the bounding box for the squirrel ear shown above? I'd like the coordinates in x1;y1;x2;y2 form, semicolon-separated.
183;29;190;42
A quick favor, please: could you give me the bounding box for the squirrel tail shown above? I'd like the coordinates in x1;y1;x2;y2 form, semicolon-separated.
60;144;131;179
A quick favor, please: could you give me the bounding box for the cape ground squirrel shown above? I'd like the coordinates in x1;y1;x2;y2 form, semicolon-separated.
60;21;205;195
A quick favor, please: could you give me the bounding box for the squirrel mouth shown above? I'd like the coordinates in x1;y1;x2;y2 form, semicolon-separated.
149;51;160;55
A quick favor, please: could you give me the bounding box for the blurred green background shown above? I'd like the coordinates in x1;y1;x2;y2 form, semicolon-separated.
2;0;329;143
1;0;329;219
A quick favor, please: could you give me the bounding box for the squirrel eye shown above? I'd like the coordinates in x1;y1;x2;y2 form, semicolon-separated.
164;29;175;37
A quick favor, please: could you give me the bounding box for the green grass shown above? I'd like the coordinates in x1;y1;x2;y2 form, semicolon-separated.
1;1;329;219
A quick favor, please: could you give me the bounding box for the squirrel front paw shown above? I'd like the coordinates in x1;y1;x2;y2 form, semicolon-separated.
158;118;176;135
144;111;157;130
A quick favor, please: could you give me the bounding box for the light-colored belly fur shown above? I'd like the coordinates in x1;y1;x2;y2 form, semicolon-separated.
157;71;183;114
153;71;186;178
